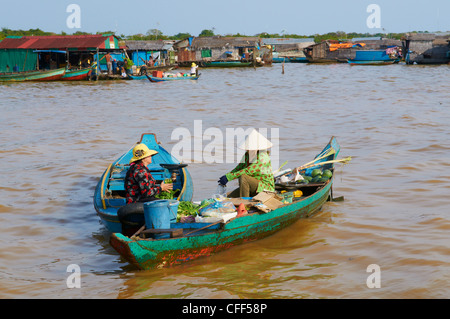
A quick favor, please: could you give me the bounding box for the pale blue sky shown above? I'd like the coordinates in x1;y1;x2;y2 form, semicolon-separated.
1;0;449;36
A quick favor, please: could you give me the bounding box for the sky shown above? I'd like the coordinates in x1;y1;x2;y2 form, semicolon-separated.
1;0;449;37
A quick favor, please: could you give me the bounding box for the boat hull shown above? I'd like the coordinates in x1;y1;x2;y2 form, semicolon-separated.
0;68;66;82
348;60;397;65
61;68;92;80
203;61;253;67
146;74;200;82
110;180;331;269
272;57;308;63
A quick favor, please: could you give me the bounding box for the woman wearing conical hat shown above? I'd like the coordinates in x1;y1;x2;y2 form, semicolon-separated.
124;143;173;204
218;129;275;198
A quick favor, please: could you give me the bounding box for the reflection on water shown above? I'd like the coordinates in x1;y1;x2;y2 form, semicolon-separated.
0;63;449;298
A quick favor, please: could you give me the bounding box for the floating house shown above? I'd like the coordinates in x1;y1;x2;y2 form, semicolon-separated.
0;34;123;74
124;40;176;72
173;36;271;67
261;38;315;62
402;33;450;64
303;37;402;63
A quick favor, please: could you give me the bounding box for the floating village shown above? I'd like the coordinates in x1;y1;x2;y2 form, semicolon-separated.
1;31;449;270
0;32;449;82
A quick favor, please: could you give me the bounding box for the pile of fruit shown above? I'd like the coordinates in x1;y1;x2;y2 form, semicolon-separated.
297;168;333;184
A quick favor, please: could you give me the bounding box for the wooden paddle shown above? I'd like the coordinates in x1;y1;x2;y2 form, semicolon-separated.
183;220;223;236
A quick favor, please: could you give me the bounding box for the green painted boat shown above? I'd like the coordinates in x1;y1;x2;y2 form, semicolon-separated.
0;67;66;82
61;67;92;81
109;137;342;270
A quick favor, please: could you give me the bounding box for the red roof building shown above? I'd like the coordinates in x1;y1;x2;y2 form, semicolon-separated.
0;34;124;73
0;34;122;50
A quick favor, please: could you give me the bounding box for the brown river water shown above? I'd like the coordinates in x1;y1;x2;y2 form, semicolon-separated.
0;63;449;299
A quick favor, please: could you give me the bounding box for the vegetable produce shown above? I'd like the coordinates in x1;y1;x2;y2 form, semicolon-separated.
156;189;179;199
323;169;333;179
311;169;322;177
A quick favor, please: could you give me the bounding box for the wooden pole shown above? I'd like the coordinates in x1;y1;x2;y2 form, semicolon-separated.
282;58;285;74
96;48;99;81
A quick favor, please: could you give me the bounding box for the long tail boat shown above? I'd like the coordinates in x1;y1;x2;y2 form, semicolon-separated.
93;133;194;234
61;67;92;81
108;136;345;270
145;74;200;82
202;61;253;67
0;67;66;82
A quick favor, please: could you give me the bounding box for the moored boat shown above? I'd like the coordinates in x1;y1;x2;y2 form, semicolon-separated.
145;73;200;82
202;61;253;67
348;50;398;65
93;133;194;234
108;136;347;270
0;67;66;82
61;67;92;81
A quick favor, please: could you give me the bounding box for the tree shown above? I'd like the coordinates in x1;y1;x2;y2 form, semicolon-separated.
199;29;215;37
173;32;192;40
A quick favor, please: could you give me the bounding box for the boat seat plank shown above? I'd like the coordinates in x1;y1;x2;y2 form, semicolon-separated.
140;228;183;238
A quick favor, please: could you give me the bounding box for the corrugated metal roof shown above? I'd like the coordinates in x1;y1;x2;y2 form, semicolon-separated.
125;40;172;51
262;38;315;45
190;36;260;49
0;35;116;50
351;37;382;42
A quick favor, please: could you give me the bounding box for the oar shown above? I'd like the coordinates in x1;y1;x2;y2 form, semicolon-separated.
184;220;223;236
278;147;336;177
278;156;352;178
300;147;336;169
273;160;288;175
299;156;352;170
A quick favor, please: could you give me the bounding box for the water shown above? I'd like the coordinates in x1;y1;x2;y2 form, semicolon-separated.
1;63;449;299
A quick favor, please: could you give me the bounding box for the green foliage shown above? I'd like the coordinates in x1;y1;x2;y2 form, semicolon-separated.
173;32;192;40
199;29;215;37
0;28;56;40
0;27;410;43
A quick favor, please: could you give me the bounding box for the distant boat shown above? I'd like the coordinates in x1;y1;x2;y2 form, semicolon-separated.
272;57;308;63
202;61;253;67
61;67;92;81
128;66;178;80
145;74;200;82
348;50;398;65
0;68;66;82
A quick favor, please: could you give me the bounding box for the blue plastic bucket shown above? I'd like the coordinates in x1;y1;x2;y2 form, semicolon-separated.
143;200;179;239
167;199;179;223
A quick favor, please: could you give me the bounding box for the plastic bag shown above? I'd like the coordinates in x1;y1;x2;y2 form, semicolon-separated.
199;200;236;217
276;169;304;184
216;184;227;196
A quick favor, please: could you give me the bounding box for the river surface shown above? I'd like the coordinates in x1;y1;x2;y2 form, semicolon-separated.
0;63;449;299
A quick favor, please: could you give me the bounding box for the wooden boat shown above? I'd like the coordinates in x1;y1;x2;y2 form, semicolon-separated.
145;73;200;82
61;67;92;81
202;61;253;67
273;57;308;63
128;66;178;80
348;50;398;65
93;133;194;234
109;136;343;270
0;67;66;82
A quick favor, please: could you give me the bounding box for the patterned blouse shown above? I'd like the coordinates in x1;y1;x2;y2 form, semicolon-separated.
225;151;275;193
124;161;161;204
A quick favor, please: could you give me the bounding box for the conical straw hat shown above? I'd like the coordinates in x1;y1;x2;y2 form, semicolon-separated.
238;129;273;151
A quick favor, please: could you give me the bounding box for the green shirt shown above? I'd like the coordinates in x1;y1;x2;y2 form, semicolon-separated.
225;151;275;193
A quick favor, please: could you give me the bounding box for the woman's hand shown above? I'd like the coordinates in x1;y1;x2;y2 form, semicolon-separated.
161;181;173;192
